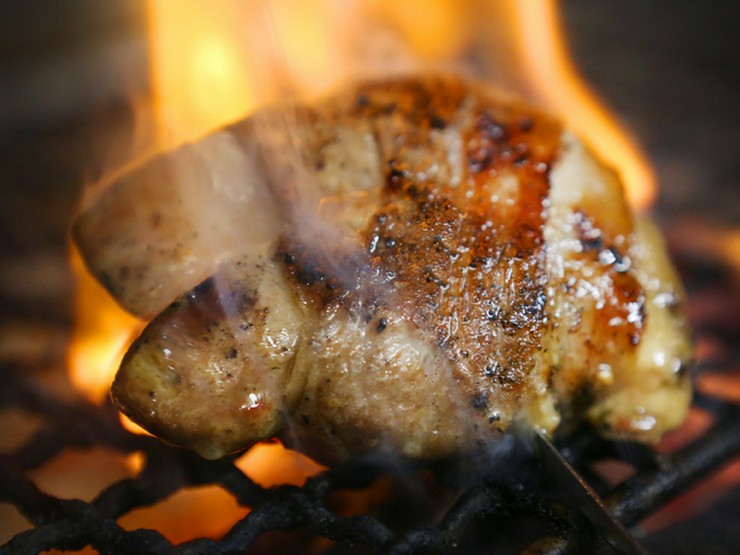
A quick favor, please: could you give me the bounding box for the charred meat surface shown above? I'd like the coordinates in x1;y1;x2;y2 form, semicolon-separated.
74;76;692;460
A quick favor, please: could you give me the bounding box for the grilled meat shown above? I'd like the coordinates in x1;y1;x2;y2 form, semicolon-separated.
75;76;692;460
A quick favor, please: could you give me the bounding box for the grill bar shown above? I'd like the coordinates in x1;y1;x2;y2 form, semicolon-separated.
520;401;740;555
2;373;738;554
609;402;740;526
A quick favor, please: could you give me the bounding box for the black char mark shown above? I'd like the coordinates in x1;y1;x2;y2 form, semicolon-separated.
276;235;382;321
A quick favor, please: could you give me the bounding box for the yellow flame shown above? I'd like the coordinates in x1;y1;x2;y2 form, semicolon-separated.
512;0;656;209
269;0;335;88
370;0;466;60
67;245;143;403
147;0;339;145
145;0;657;215
148;0;259;144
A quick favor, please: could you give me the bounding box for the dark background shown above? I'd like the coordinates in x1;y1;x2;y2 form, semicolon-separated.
562;1;740;224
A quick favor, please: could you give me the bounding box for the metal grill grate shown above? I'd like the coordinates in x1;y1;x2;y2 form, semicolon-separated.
1;238;738;555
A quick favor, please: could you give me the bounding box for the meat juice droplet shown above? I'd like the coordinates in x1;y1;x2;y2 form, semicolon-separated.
240;392;262;412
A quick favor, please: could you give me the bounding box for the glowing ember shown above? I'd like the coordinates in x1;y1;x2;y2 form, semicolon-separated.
118;485;249;544
235;440;326;488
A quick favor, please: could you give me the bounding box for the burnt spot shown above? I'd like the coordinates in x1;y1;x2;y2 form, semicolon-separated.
518;116;534;133
189;277;217;302
381;102;398;116
276;240;332;290
226;348;238;360
581;236;604;252
355;93;370;107
156;274;258;340
376;317;388;333
486;308;500;322
464;101;560;182
468;146;494;174
430;115;446;130
484;363;525;389
405;184;422;198
469;256;490;269
466;113;509;173
277;235;380;315
424;267;449;289
386;161;406;191
472;392;489;411
477;113;509;141
351;76;468;130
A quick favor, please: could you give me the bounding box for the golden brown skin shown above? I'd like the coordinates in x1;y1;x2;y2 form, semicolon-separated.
76;76;692;460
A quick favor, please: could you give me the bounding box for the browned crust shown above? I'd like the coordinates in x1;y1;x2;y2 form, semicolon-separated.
279;76;566;412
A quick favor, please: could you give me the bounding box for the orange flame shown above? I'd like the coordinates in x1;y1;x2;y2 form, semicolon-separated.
67;245;144;403
511;0;656;209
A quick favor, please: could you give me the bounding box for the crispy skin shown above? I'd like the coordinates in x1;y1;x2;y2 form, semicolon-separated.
79;76;692;459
